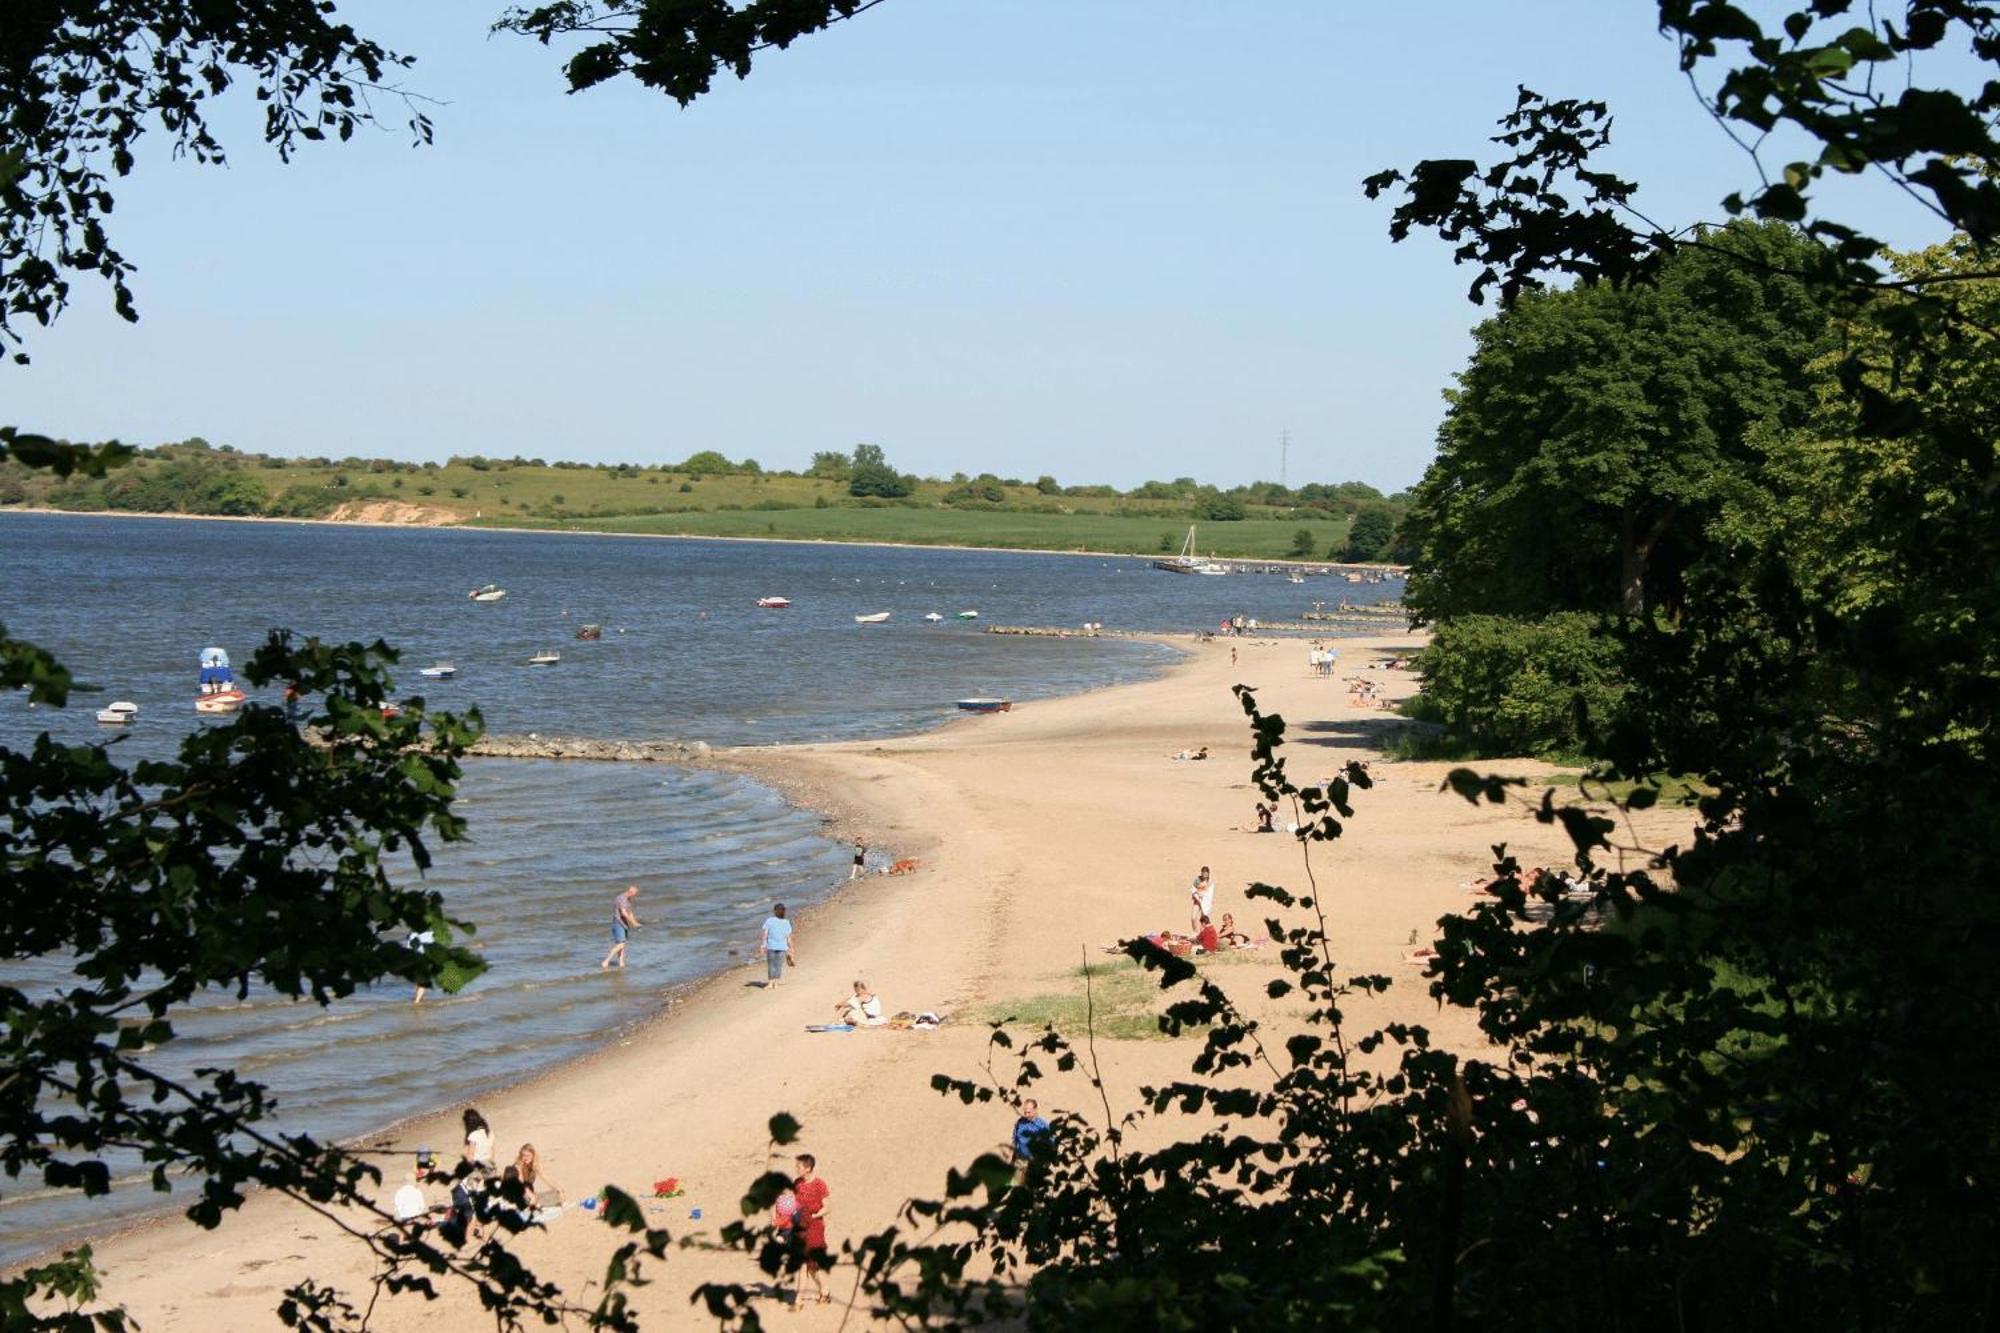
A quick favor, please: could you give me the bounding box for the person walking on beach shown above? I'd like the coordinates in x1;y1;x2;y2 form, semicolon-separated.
760;903;795;988
850;843;867;880
1012;1099;1050;1166
601;886;641;970
1189;866;1215;935
788;1154;832;1307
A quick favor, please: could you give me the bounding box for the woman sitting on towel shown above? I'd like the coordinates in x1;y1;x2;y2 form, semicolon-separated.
1217;913;1252;948
834;980;887;1027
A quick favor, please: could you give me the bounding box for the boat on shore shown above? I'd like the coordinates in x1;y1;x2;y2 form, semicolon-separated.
854;612;891;624
469;584;506;602
756;596;792;609
420;663;457;679
956;697;1012;713
528;650;561;665
96;700;139;725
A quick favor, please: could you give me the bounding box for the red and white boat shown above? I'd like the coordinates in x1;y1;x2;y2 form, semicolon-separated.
195;648;247;713
756;596;792;609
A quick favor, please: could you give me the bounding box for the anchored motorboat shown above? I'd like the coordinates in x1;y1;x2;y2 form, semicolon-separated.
924;612;945;622
96;700;139;725
528;650;561;665
194;647;246;713
756;596;792;609
469;584;506;602
854;612;891;624
956;610;980;620
420;663;457;679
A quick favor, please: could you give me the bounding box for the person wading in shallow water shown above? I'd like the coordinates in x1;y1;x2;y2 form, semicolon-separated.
601;885;641;970
850;843;867;880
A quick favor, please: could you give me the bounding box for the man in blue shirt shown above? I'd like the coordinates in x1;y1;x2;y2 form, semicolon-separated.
760;903;795;988
1012;1099;1050;1164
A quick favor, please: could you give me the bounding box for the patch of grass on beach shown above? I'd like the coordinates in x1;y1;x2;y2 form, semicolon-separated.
978;957;1203;1042
1541;771;1715;804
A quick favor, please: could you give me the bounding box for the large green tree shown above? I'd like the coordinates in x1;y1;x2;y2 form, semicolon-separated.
1400;220;1838;622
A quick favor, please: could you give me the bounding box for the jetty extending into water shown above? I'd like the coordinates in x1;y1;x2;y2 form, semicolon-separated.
465;734;714;762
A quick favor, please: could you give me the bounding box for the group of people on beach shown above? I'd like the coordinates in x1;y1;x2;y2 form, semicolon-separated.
1122;866;1254;958
393;1108;559;1248
596;844;872;980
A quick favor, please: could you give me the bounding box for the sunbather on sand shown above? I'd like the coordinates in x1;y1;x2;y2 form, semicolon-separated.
834;980;887;1027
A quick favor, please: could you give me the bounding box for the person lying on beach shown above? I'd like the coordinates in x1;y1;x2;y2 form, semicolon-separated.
1171;746;1209;760
834;980;886;1027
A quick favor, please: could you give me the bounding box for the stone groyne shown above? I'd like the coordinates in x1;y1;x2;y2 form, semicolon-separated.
466;734;712;762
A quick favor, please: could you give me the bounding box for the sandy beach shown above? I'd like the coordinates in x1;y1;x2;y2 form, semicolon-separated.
47;630;1680;1329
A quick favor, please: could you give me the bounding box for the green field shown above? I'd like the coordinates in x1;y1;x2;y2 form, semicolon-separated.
486;505;1355;559
5;444;1396;562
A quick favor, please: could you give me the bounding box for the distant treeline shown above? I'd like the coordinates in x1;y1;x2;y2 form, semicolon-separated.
0;439;1411;561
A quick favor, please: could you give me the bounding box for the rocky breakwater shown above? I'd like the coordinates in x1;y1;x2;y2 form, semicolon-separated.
984;625;1146;639
467;734;712;763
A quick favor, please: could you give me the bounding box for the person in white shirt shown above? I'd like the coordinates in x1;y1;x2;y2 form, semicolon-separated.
393;1165;429;1227
1190;867;1215;934
834;980;886;1027
463;1107;494;1169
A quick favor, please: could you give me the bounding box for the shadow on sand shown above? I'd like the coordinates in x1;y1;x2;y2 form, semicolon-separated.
1288;716;1433;752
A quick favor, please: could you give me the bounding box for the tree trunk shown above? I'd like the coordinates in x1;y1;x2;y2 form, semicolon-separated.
1618;507;1675;619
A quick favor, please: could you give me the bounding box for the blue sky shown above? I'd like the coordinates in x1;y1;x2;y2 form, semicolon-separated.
5;2;1964;492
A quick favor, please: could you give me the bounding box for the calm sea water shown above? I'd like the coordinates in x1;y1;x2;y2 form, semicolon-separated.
0;513;1398;1261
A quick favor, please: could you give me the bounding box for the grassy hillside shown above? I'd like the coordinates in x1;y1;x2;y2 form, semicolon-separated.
2;440;1406;561
499;506;1353;559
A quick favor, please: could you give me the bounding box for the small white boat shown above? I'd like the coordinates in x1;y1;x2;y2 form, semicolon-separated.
1195;562;1229;576
756;596;792;609
956;610;979;620
469;584;507;603
420;663;457;679
528;650;561;665
923;612;945;623
96;700;139;725
854;612;891;625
